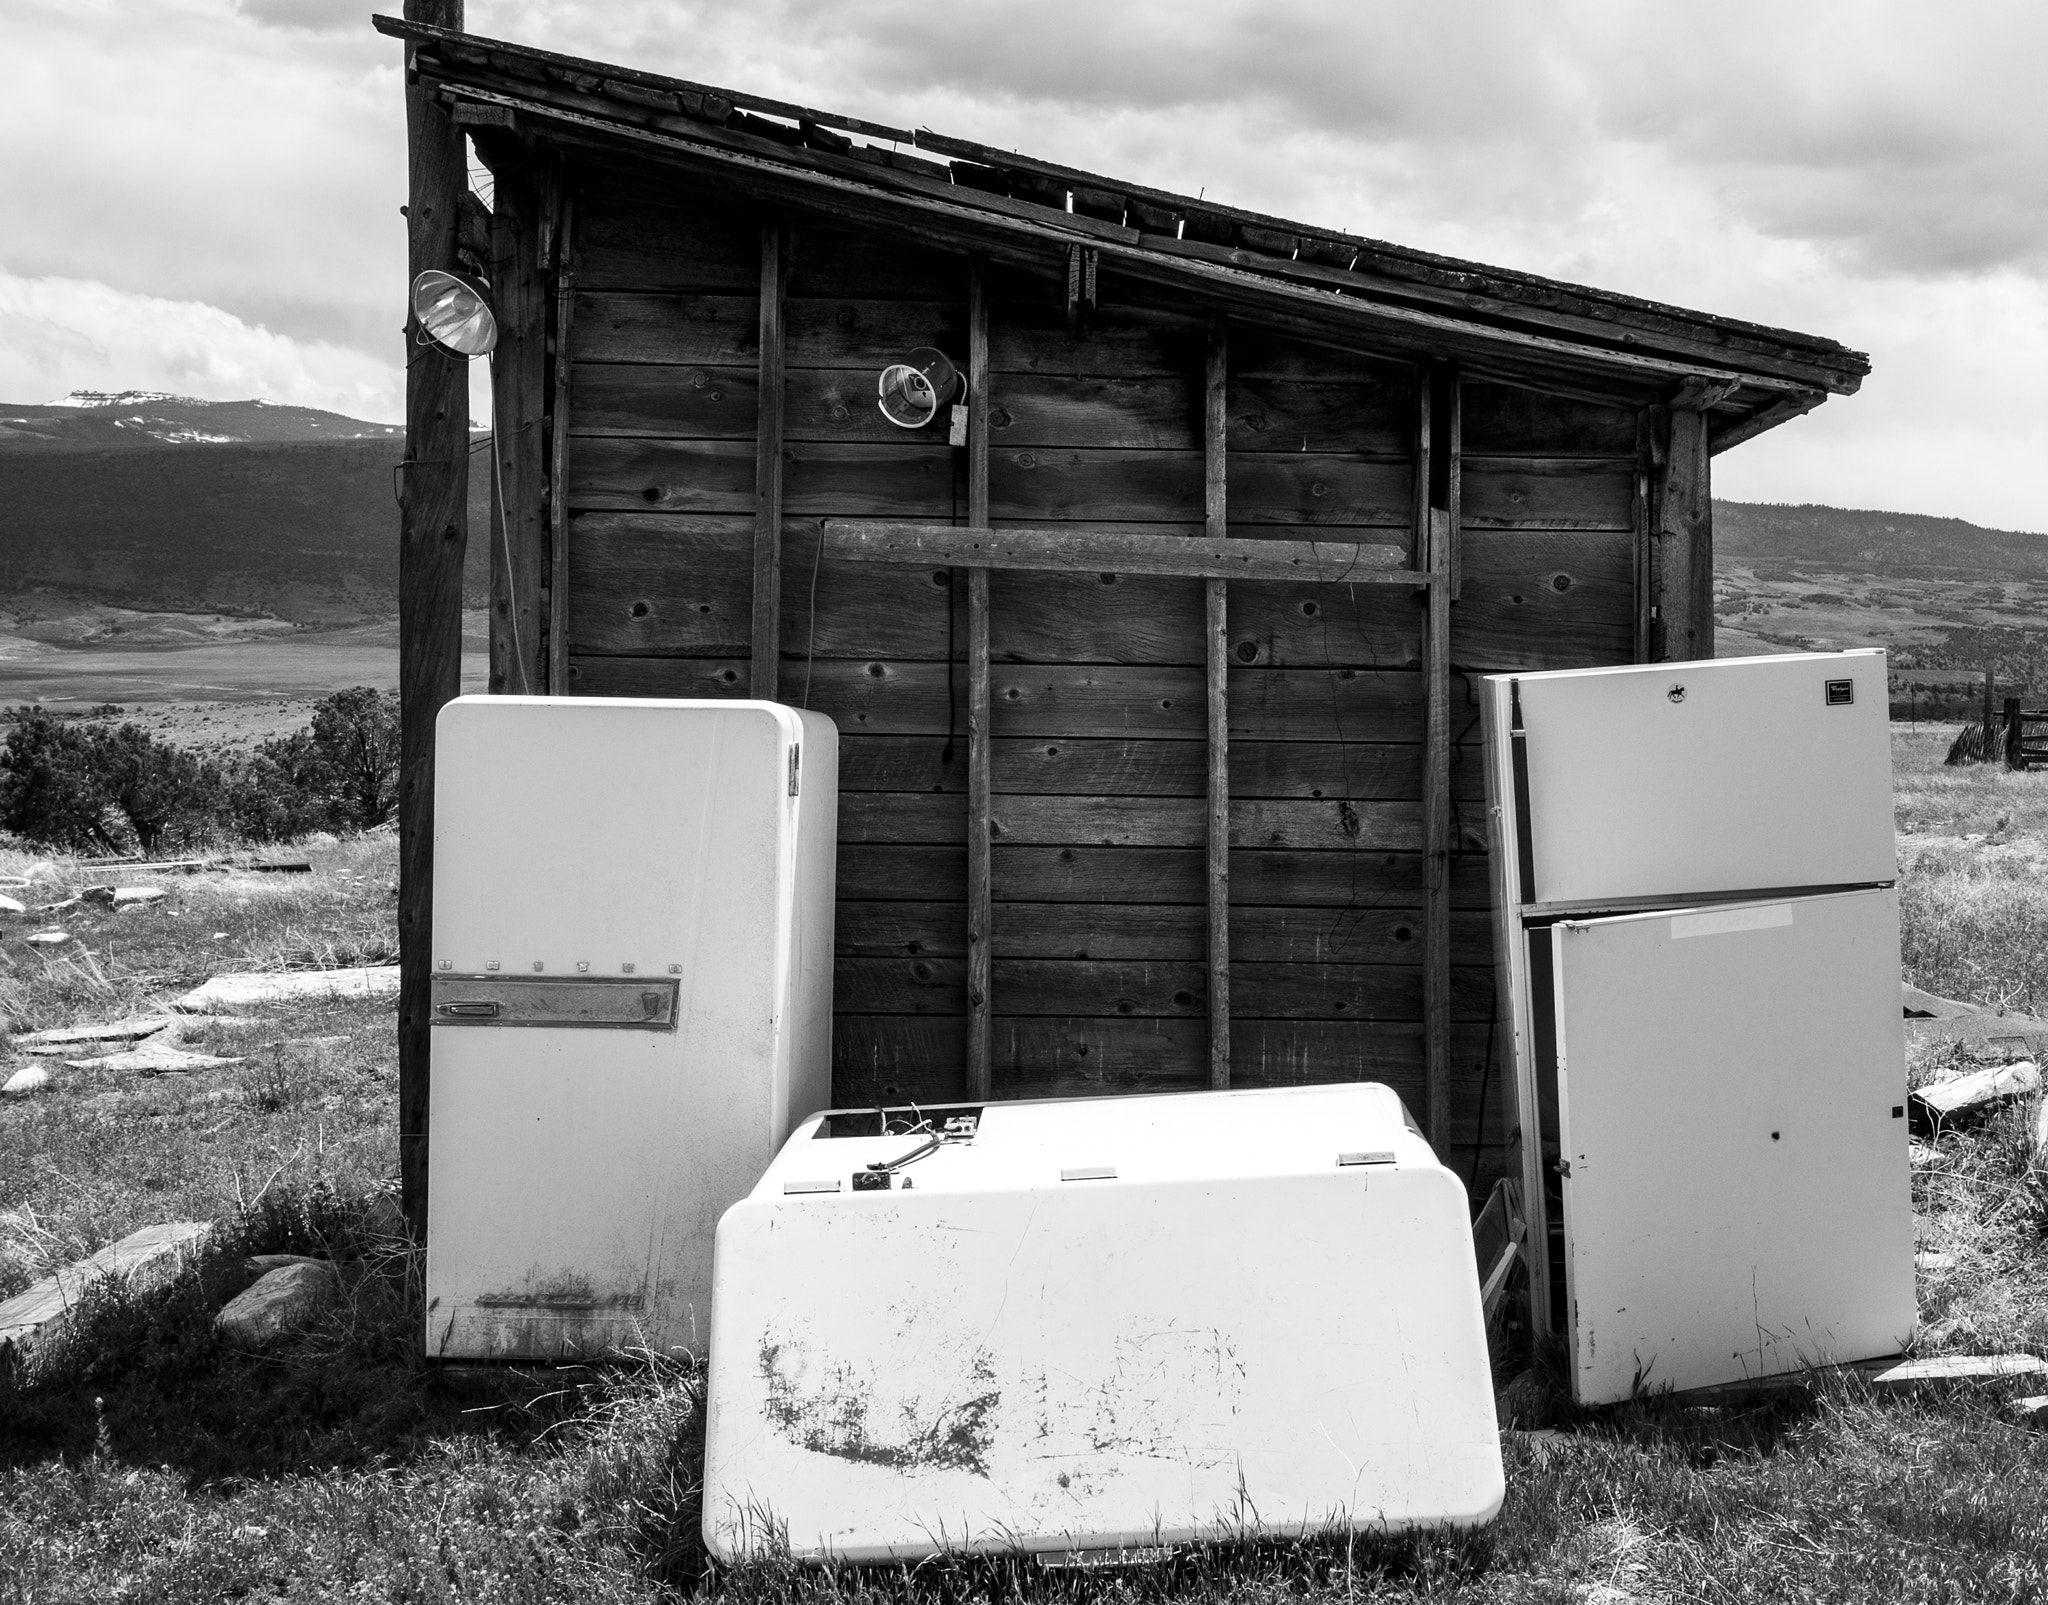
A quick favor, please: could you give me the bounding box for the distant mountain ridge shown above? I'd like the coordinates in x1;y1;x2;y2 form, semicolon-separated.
0;395;482;624
1717;501;2048;581
0;392;402;451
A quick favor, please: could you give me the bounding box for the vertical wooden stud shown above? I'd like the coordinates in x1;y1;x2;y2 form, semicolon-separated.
965;257;993;1100
1631;410;1654;663
547;188;576;695
1204;319;1230;1091
476;137;544;698
1653;404;1714;662
751;220;788;698
396;0;467;1242
1421;362;1456;1152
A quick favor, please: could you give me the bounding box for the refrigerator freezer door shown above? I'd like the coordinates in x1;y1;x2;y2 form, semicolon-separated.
1552;888;1914;1403
1513;652;1895;907
425;696;836;1361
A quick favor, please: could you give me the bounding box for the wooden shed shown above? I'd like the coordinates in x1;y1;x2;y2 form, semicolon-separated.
378;9;1868;1224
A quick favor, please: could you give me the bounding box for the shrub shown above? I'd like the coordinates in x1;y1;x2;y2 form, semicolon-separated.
0;688;403;853
0;708;226;856
262;687;402;831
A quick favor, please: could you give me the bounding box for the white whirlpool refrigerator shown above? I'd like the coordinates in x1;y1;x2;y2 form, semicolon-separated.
1481;650;1915;1405
425;697;838;1363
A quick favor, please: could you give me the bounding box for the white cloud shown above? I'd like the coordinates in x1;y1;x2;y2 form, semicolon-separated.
0;268;402;418
1;0;2041;528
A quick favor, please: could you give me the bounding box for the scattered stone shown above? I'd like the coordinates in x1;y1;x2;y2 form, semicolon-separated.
174;966;401;1013
2013;1395;2048;1428
0;894;24;915
244;1253;327;1278
0;1222;212;1375
3;1066;54;1096
111;887;166;908
14;1016;177;1049
1912;1060;2041;1125
1909;1140;1941;1165
214;1260;340;1349
1915;1251;1955;1272
360;1191;408;1240
23;931;70;948
64;1042;245;1074
1510;1427;1569;1463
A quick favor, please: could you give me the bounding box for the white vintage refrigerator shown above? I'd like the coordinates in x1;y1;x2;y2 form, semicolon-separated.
702;1083;1504;1562
1480;651;1915;1404
425;697;837;1362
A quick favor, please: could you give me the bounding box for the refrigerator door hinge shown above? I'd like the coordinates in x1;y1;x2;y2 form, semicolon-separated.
788;744;801;797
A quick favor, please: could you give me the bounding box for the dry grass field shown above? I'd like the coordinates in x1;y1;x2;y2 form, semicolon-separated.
2;726;2045;1602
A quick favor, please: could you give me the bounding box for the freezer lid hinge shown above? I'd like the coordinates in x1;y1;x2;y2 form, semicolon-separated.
788;743;800;797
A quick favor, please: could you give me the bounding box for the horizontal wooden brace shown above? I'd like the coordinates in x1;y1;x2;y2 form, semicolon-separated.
823;520;1418;584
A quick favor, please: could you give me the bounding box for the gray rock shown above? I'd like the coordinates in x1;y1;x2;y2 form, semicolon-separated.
22;931;70;948
214;1260;341;1349
3;1065;54;1096
0;893;24;916
111;887;166;908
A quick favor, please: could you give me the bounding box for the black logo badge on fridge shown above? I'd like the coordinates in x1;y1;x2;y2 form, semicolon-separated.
1824;679;1855;706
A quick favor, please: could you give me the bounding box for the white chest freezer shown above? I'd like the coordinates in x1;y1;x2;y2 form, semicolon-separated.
425;697;837;1362
703;1084;1503;1563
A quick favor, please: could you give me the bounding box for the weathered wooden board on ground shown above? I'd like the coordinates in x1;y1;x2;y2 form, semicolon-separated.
0;1223;212;1376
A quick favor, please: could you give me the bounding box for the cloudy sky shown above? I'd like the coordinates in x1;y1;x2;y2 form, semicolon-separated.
3;0;2042;530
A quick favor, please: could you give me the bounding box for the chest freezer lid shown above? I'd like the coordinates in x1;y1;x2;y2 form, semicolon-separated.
1492;651;1897;908
755;1082;1439;1197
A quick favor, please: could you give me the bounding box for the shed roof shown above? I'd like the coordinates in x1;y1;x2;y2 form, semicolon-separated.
376;15;1866;448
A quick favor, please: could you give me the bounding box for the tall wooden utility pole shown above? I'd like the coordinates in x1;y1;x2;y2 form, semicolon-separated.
398;0;468;1241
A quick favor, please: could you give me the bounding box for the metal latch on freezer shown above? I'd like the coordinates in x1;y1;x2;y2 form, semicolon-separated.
429;974;682;1030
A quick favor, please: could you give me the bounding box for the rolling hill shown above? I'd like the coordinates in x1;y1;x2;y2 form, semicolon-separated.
0;393;486;623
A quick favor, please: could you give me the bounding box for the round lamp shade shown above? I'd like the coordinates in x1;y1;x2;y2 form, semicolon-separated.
877;347;961;428
411;269;498;357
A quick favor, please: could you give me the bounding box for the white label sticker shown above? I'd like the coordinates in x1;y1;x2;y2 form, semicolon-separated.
1671;903;1794;940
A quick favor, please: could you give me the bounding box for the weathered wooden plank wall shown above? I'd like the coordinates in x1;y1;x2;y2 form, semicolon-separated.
551;164;1641;1192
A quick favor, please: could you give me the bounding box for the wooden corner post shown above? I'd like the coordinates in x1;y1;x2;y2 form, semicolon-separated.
1204;319;1230;1090
965;257;994;1100
1420;361;1459;1152
751;220;788;698
1650;402;1714;662
397;0;468;1242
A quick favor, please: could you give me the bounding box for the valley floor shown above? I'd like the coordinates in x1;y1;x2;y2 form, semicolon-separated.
0;727;2044;1601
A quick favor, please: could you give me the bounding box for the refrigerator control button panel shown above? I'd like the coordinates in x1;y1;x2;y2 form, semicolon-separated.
428;973;681;1030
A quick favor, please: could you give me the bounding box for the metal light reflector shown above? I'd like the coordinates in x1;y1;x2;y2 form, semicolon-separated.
877;347;961;428
411;269;498;356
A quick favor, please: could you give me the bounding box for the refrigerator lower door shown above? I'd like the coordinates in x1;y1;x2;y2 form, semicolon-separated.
1552;888;1915;1404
